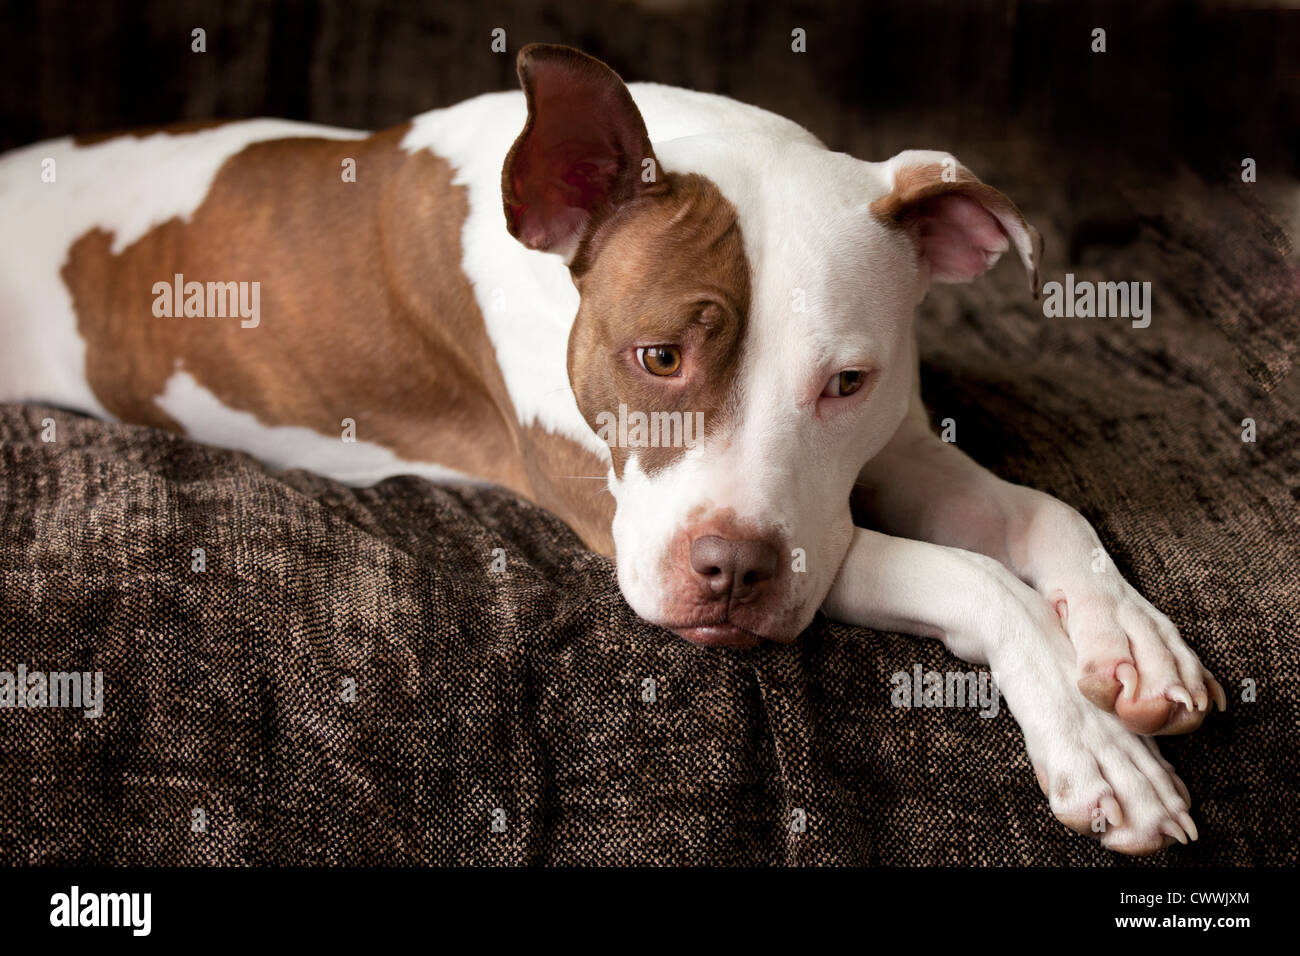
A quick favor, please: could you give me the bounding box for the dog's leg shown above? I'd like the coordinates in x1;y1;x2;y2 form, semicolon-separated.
822;528;1196;854
854;398;1224;736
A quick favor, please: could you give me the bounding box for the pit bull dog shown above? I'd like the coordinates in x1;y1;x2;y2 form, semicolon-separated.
0;43;1223;854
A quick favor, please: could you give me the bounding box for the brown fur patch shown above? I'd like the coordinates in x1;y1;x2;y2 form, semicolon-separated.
519;425;616;555
60;123;627;552
566;171;750;478
64;124;527;490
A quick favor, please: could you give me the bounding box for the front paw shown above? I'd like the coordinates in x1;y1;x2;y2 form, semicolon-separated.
948;548;1206;853
1031;697;1198;855
1055;584;1225;735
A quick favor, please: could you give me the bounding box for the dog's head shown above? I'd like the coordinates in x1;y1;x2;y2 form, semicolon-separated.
502;45;1041;648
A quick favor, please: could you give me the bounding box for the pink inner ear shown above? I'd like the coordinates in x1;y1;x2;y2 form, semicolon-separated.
509;57;640;252
912;194;1011;282
510;167;594;251
511;144;615;250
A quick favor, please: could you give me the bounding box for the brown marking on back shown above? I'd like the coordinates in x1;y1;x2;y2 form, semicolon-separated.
73;119;230;147
566;171;750;479
63;125;538;494
62;122;629;553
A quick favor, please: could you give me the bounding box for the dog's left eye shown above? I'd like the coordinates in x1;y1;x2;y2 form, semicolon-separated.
637;346;682;377
822;369;867;398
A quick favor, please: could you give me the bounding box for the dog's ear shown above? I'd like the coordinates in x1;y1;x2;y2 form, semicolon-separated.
870;150;1043;299
502;44;661;265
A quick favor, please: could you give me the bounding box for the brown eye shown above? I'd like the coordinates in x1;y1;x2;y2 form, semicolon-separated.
637;345;682;377
823;369;866;398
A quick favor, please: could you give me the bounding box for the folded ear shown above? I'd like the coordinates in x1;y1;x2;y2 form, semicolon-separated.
502;44;660;264
870;150;1043;298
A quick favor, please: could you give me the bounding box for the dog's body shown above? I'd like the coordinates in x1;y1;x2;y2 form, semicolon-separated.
0;45;1222;854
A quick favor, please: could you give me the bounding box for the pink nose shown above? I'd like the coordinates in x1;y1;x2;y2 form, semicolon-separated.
688;535;779;602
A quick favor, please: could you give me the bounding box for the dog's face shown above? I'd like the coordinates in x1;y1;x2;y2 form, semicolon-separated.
564;146;925;647
503;45;1040;647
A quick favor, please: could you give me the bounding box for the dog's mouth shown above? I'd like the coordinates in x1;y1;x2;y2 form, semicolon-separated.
670;620;766;649
657;601;812;649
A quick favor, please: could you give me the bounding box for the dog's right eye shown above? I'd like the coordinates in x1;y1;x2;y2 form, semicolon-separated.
637;346;683;377
822;369;866;398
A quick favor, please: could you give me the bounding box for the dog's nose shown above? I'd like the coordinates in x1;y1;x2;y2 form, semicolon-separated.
689;535;779;600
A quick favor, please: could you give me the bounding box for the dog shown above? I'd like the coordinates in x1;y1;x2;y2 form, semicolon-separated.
0;43;1223;854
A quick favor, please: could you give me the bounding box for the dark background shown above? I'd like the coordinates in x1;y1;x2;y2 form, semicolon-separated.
1;0;1296;175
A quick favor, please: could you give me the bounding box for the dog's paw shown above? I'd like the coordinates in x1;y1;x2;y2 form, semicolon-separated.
1031;701;1197;855
1054;582;1225;735
950;548;1202;854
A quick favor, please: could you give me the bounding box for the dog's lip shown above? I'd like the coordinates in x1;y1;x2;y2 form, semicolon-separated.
671;622;764;649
